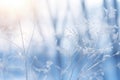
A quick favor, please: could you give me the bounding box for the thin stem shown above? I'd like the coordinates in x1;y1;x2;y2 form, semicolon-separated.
18;20;28;80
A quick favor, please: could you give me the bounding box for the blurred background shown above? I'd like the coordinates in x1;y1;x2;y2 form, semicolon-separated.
0;0;120;80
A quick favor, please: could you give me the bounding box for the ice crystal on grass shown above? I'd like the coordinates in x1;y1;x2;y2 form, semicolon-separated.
0;0;120;80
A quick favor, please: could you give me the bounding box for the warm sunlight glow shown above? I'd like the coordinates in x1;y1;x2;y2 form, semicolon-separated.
0;0;30;12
